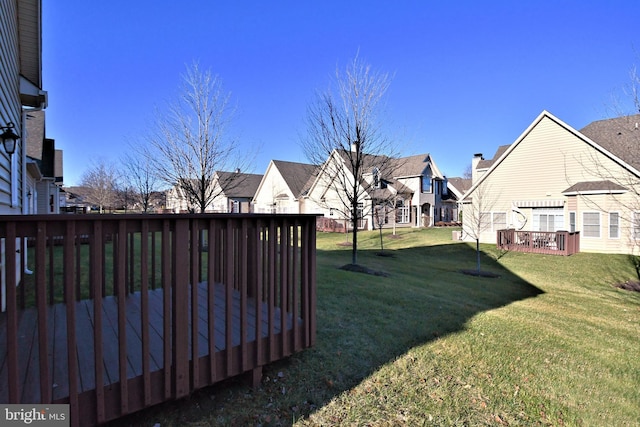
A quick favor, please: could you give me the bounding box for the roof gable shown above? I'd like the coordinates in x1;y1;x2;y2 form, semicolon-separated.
461;110;640;201
392;153;444;179
447;177;472;199
273;160;319;197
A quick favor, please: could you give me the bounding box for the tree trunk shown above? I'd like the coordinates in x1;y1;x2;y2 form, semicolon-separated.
352;204;358;265
476;238;481;273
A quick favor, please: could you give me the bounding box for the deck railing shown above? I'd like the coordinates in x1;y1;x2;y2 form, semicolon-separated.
496;229;580;256
0;214;317;426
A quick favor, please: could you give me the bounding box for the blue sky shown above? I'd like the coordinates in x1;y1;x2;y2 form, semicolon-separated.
43;1;639;186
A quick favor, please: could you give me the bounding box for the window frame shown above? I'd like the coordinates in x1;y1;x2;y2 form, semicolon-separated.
421;175;432;193
569;211;576;233
582;211;601;238
609;212;620;239
633;211;640;240
492;211;507;231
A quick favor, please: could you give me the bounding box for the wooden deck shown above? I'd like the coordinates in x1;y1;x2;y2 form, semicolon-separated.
0;214;317;426
0;282;292;404
496;229;580;255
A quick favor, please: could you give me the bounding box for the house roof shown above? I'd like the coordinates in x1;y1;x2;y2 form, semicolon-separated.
392;153;444;179
216;171;263;198
579;114;640;171
25;110;61;180
447;177;472;199
272;160;319;197
562;180;628;195
476;145;510;170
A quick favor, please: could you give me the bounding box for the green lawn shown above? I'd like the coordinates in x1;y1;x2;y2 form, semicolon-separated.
113;227;640;426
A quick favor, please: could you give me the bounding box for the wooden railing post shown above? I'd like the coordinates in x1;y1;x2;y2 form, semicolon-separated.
5;223;19;402
172;218;190;398
0;213;318;425
35;221;51;404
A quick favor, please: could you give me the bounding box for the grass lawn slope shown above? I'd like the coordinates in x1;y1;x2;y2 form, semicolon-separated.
112;228;640;427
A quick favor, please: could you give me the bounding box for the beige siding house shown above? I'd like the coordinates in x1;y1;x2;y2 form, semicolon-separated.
460;110;640;254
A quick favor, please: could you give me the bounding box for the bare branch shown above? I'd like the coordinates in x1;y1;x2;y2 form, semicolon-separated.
301;54;399;265
144;62;252;213
79;159;120;213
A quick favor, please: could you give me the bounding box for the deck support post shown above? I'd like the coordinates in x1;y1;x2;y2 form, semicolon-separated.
248;366;263;389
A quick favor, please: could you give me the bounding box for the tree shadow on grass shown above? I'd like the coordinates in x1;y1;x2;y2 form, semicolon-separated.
109;242;543;427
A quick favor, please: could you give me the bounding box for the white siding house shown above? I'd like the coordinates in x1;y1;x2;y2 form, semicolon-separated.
253;160;318;214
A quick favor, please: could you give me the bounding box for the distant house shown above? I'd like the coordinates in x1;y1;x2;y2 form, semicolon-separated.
460;110;640;254
212;171;262;213
25;110;63;214
253;160;318;214
302;150;451;230
391;153;451;227
166;171;263;213
443;177;471;223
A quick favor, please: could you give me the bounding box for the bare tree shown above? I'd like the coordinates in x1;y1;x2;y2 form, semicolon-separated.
79;159;120;213
462;163;473;180
460;182;499;273
145;62;250;213
120;143;163;213
301;54;400;265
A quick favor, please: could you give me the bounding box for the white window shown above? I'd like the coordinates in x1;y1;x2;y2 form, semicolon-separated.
583;212;600;238
533;208;564;232
492;212;507;231
480;212;491;232
609;212;619;239
569;212;576;233
396;199;410;224
633;212;640;239
357;202;366;229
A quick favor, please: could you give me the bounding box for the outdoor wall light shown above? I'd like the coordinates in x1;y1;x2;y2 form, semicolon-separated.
1;122;19;156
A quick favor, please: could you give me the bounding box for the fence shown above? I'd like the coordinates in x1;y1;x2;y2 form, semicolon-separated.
0;214;317;426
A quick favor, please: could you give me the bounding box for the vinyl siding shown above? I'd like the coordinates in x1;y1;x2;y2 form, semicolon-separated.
468;114;640;254
0;1;23;213
253;162;298;213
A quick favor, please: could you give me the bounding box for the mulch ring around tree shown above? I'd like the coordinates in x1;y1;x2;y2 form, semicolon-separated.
459;269;501;278
614;281;640;292
340;263;390;277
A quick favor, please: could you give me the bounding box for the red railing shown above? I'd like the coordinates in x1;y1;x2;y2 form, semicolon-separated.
496;229;580;256
0;214;317;426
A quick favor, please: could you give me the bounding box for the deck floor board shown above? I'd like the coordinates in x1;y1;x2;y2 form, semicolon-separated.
0;282;286;404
